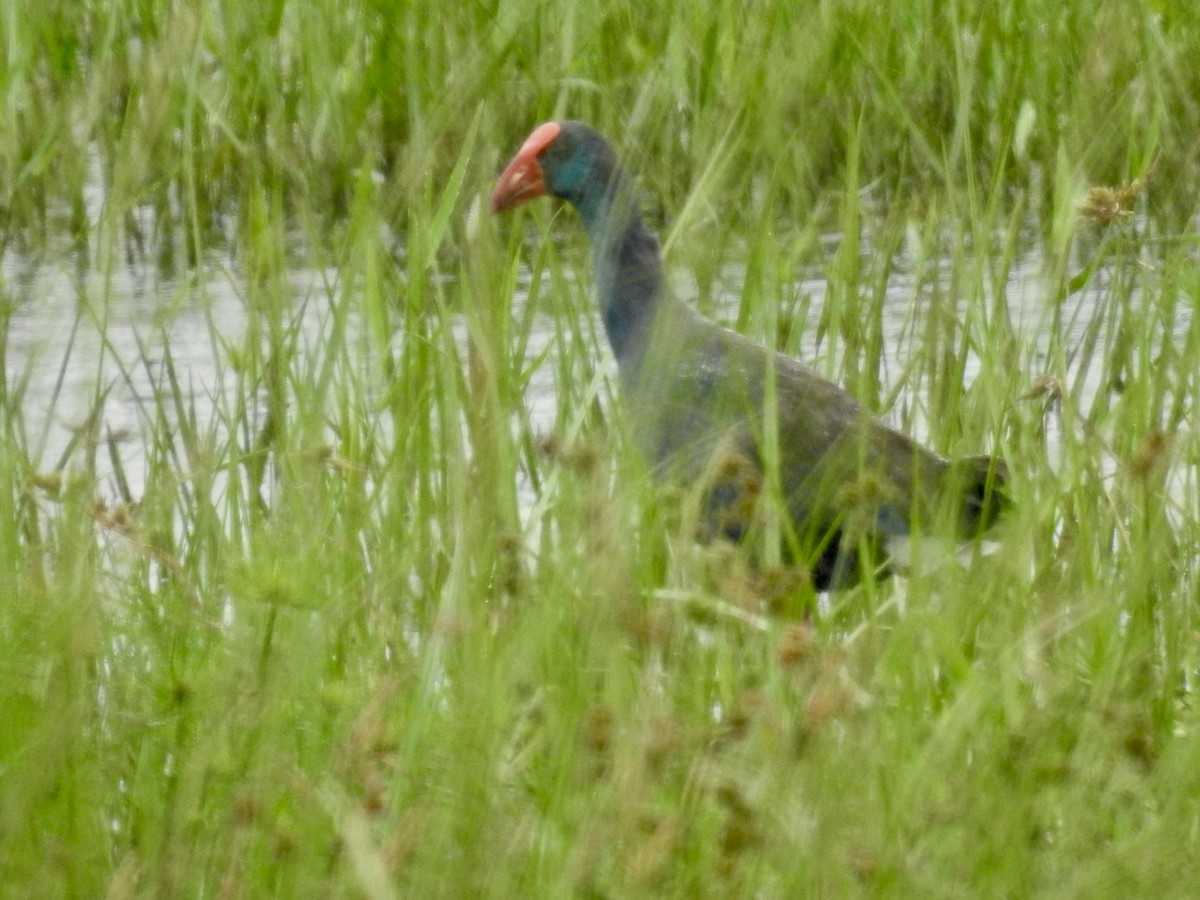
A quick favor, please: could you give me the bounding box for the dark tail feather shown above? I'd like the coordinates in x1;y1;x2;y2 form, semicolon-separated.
950;454;1009;533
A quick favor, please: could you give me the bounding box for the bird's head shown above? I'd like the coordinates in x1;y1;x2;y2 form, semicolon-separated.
491;121;617;214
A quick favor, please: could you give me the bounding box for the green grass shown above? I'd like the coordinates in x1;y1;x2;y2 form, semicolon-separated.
3;0;1200;896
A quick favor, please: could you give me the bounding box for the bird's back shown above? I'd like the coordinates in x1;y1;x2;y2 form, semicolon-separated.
620;300;1006;586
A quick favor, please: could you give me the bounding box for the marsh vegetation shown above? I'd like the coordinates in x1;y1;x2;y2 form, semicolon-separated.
3;1;1200;895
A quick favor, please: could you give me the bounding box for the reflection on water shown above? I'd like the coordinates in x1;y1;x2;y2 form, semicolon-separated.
3;246;318;495
1;226;1188;512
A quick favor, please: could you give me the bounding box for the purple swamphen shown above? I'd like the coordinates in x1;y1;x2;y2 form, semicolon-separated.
492;121;1007;590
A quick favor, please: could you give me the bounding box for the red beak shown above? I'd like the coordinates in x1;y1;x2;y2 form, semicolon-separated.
490;122;562;213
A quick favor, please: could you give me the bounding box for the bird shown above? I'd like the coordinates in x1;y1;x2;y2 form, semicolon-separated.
491;120;1007;590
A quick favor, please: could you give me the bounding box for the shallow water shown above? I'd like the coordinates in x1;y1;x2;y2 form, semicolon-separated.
3;245;319;493
1;222;1186;511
